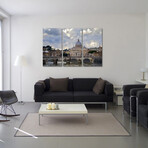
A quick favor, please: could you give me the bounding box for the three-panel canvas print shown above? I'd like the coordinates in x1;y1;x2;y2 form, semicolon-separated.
43;28;103;67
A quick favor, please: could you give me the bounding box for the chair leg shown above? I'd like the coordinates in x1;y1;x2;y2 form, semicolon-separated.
136;97;139;126
9;105;16;115
105;102;107;111
0;105;5;114
122;97;125;115
0;119;10;122
0;105;3;113
4;105;7;120
0;104;20;117
0;105;9;122
130;96;132;120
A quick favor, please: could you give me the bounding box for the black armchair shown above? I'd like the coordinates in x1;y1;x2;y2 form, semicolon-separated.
137;90;148;129
0;90;20;122
122;84;146;117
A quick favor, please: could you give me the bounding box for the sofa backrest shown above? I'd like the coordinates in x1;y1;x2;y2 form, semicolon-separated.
44;79;50;91
44;78;73;91
73;78;98;91
68;79;73;91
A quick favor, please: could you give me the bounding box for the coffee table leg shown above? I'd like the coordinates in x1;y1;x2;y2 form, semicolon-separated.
85;114;88;124
39;114;40;125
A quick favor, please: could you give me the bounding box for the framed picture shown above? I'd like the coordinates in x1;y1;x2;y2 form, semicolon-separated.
43;28;103;67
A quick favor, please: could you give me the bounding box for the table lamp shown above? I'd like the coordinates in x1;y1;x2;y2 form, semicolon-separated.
140;68;148;81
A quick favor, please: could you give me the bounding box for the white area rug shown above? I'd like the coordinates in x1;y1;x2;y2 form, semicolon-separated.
15;113;129;137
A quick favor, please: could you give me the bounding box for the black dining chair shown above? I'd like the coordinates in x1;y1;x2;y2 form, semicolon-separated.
0;90;20;122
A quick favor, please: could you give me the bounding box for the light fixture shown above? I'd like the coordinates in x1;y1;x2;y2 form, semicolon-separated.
140;68;148;81
14;55;27;104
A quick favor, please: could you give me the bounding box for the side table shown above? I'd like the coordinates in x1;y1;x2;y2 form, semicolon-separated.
114;87;123;105
136;79;148;84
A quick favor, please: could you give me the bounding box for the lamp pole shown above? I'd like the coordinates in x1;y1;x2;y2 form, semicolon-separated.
14;55;26;104
19;65;24;104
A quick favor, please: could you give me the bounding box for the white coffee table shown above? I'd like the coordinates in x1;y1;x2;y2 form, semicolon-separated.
38;104;88;125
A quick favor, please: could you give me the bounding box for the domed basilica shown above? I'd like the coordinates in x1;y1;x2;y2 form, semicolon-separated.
69;39;88;57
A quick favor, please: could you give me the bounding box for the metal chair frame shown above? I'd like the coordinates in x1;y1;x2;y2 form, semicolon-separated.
0;91;20;122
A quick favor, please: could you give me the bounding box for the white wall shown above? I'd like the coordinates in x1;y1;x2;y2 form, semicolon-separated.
0;20;2;90
146;14;148;68
0;8;11;90
10;14;146;101
2;17;11;90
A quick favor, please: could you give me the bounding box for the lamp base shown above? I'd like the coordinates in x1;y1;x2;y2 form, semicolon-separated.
141;79;146;81
18;101;24;105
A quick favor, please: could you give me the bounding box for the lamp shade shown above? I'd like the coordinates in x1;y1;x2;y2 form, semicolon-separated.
140;68;148;72
14;55;27;66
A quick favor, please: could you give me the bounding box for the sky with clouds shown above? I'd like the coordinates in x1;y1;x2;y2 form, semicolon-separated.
43;28;103;50
63;28;82;49
43;28;61;49
83;28;103;48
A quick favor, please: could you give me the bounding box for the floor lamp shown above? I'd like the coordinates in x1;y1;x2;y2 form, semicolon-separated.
14;55;27;104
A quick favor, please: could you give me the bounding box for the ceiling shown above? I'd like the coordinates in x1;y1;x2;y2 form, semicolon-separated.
0;0;148;16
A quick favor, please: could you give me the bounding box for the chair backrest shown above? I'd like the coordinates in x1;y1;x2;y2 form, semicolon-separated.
0;90;18;105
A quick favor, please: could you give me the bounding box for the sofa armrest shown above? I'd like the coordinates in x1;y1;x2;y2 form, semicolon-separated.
104;81;113;100
34;80;45;97
130;88;148;96
123;84;145;97
137;90;148;105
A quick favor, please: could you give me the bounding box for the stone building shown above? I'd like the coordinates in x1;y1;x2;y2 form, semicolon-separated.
69;39;88;57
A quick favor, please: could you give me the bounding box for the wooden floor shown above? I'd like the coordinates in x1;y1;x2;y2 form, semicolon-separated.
0;102;148;148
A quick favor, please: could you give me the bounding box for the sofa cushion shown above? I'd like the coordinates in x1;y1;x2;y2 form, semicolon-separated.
93;78;105;94
42;91;73;102
139;105;148;128
123;96;130;106
123;96;130;113
44;79;50;91
123;96;137;116
74;91;107;102
50;77;69;92
73;78;98;91
44;78;73;91
139;105;148;116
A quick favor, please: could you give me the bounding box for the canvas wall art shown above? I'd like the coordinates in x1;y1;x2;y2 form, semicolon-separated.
43;28;62;66
63;28;82;67
43;28;103;67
